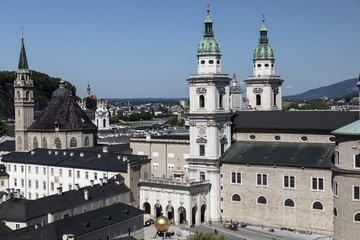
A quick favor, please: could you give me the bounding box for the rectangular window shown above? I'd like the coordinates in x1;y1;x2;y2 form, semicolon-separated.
355;155;360;168
85;171;89;179
137;151;144;155
51;168;54;176
152;152;159;157
51;182;54;191
152;163;159;170
199;145;205;156
354;186;360;200
200;172;206;181
21;179;24;187
283;176;295;188
28;166;31;173
16;224;20;229
69;184;72;190
28;180;32;188
35;167;38;174
14;165;17;172
7;164;10;172
312;177;324;190
77;170;80;178
256;174;267;186
43;167;46;175
168;153;174;158
168;164;174;171
0;181;3;187
184;165;189;172
21;166;24;173
59;169;62;177
68;170;72;178
231;172;241;184
14;178;17;187
94;172;97;180
35;180;39;189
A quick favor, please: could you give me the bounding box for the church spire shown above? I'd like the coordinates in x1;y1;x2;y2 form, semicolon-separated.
18;32;30;74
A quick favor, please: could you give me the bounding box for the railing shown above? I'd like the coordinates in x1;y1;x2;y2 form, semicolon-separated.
246;75;282;80
139;177;210;187
189;74;229;78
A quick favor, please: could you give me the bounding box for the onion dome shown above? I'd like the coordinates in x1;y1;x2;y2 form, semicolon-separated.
197;7;221;56
253;17;275;60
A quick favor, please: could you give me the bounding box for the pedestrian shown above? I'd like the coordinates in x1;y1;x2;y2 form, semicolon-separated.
214;229;218;235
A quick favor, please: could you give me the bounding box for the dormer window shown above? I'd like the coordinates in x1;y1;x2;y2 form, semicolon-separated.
54;121;61;131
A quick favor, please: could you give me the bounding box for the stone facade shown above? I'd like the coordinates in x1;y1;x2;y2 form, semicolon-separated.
220;163;333;234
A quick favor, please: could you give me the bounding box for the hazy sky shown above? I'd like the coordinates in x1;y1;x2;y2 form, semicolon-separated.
0;0;359;98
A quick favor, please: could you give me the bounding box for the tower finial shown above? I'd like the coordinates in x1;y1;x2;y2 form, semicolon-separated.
21;27;24;38
262;14;265;24
207;4;210;15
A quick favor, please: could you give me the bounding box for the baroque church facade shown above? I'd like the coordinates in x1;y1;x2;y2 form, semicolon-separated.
135;8;360;239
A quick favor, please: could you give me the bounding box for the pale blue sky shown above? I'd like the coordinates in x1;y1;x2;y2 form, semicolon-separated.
0;0;359;98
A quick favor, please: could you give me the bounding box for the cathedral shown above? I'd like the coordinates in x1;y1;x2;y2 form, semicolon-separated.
134;7;360;240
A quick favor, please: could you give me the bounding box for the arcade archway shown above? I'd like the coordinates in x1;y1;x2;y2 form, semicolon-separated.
192;206;197;226
143;202;151;214
154;204;163;218
201;204;206;223
178;206;187;224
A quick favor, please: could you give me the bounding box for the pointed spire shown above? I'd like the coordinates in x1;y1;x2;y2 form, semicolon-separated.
18;32;29;73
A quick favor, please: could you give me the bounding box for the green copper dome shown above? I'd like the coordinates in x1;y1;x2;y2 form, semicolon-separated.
197;10;221;56
253;23;275;60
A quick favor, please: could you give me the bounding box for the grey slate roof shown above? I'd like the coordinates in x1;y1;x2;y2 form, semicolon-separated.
221;141;334;169
0;148;145;172
0;180;130;222
0;140;15;152
13;202;143;240
72;143;131;154
232;111;359;133
28;93;97;132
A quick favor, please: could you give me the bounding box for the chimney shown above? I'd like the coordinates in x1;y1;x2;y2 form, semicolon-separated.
84;190;89;200
75;184;80;191
63;151;67;156
15;189;21;199
90;180;94;187
98;154;101;158
123;156;128;162
103;146;108;153
117;155;121;160
99;178;104;186
34;224;41;229
57;187;62;195
55;151;59;155
70;152;74;157
80;152;84;157
48;150;52;155
31;151;35;155
104;177;108;184
146;131;151;140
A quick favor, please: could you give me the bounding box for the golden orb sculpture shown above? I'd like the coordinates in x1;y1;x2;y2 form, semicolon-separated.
154;216;170;232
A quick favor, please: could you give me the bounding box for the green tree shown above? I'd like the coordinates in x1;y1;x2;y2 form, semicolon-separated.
109;115;119;124
167;115;178;126
86;97;97;111
177;118;185;127
188;232;227;240
0;116;7;137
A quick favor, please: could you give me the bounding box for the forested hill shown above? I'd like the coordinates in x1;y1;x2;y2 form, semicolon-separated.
284;78;358;101
0;71;77;118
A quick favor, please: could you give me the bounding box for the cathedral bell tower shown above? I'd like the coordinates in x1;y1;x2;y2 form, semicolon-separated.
14;33;34;150
186;7;232;222
245;16;283;110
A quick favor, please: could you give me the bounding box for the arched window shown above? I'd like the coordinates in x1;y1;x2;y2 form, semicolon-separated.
256;94;261;106
33;137;38;149
334;207;338;217
26;91;30;101
354;212;360;222
219;95;223;108
54;138;61;149
42;138;47;148
16;91;20;100
70;137;77;148
17;136;22;148
103;119;106;128
284;199;294;207
257;196;267;204
273;94;277;106
199;95;205;108
84;137;90;147
232;194;241;202
312;201;323;210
